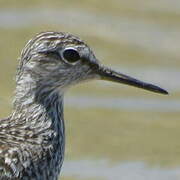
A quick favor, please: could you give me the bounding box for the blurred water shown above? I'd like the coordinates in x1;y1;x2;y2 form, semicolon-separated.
0;9;180;58
65;96;180;112
62;159;180;180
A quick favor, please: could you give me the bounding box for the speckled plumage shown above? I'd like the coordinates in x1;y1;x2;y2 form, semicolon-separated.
0;32;100;180
0;31;168;180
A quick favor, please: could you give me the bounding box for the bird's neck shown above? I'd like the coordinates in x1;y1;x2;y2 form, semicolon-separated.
12;80;65;143
9;80;66;177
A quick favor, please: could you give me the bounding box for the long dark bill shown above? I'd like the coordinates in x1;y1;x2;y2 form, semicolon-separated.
97;66;168;95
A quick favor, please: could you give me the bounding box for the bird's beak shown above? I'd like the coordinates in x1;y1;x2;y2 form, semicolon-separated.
96;65;168;95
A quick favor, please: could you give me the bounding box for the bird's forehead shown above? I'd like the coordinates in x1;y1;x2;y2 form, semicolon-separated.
22;32;87;57
34;32;86;50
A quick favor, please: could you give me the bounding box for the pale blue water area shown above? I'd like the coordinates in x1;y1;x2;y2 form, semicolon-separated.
0;9;180;59
65;96;180;112
62;159;180;180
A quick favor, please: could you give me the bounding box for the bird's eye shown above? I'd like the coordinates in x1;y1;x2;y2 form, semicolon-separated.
62;48;80;63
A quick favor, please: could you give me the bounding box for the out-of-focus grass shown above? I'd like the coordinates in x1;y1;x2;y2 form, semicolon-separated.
0;0;180;27
65;107;180;167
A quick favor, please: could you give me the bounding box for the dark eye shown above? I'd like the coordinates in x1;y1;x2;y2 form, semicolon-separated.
62;48;80;63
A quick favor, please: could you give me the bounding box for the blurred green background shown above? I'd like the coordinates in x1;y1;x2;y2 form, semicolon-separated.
0;0;180;179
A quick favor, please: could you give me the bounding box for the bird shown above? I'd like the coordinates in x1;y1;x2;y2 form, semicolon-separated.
0;31;168;180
